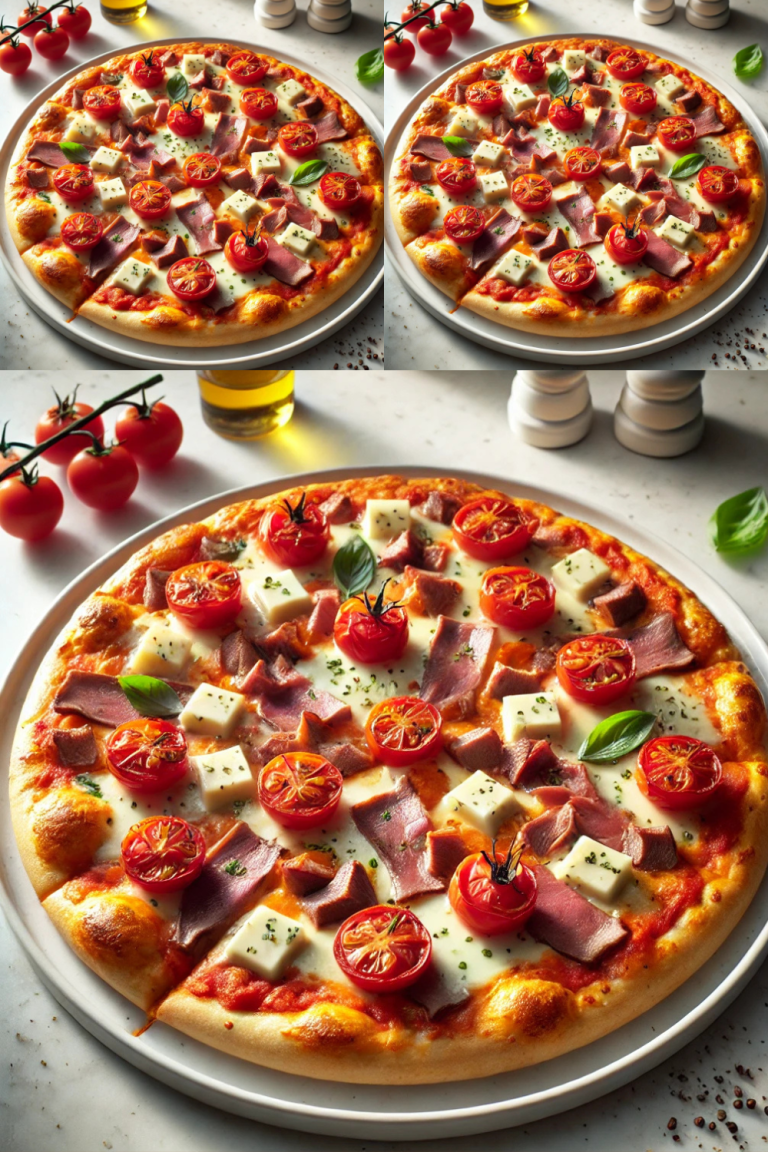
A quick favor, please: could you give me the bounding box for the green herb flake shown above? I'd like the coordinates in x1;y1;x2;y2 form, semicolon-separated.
74;774;102;799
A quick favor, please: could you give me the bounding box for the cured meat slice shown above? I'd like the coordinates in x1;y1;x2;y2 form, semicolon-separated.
175;196;222;256
263;236;313;287
570;795;629;851
677;89;702;113
623;612;694;677
307;589;340;640
209;113;247;161
642;230;693;279
409;159;432;182
297;94;324;118
583;84;611;107
410;135;454;162
425;828;470;880
300;860;376;926
449;727;503;772
260;682;351;731
523;803;577;857
592;581;646;626
143;567;171;610
505;739;598;801
52;725;98;767
150;234;189;269
590;108;627;153
622;824;678;871
281;853;335;895
318;492;355;523
27;140;93;166
691;105;725;137
527;864;629;963
605;160;632;183
535;226;569;260
485;661;540;699
54;671;141;727
402;566;461;616
351;775;445;901
470;209;522;271
88;217;140;278
221;630;259;679
420;617;495;715
555;190;601;247
312;111;348;143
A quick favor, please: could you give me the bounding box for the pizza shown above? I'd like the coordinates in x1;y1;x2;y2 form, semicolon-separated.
389;38;765;337
9;474;768;1084
6;41;383;346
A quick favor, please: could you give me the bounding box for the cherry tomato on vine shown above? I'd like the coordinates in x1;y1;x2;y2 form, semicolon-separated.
107;718;188;793
83;85;122;121
334;581;409;665
452;497;536;561
122;816;206;894
225;228;269;274
0;39;32;75
383;34;415;71
114;399;183;469
131;51;164;89
34;25;69;60
449;845;537;936
57;3;91;38
556;634;636;704
637;735;723;811
698;165;740;204
605;47;647;81
258;752;343;830
0;471;63;541
479;566;556;630
17;4;50;36
443;204;485;244
365;696;442;767
417;20;452;56
67;443;139;511
35;389;104;465
258;492;330;567
401;1;431;32
511;47;545;85
548;248;598;293
440;1;474;36
166;560;242;630
605;220;648;265
334;905;432;992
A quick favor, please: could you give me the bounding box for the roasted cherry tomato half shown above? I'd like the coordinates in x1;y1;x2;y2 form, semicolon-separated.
259;751;343;830
512;47;545;84
657;115;696;153
106;718;188;793
278;121;318;158
606;47;647;81
465;80;503;116
83;84;122;121
183;152;223;188
365;696;442;768
698;165;740;204
637;735;723;811
131;51;164;89
548;248;598;293
556;634;636;705
452;497;536;561
129;179;172;221
239;87;278;120
479;566;556;630
436;156;477;195
225;228;270;274
510;173;553;213
57;3;91;39
226;51;268;85
620;82;657;115
60;212;103;251
563;145;602;181
258;492;329;566
334;583;409;665
401;1;431;32
166;560;242;630
605;220;648;264
443;204;485;244
167;100;205;138
334;905;432;993
52;163;94;203
449;845;537;937
318;171;362;210
548;94;585;133
167;257;217;301
122;815;206;893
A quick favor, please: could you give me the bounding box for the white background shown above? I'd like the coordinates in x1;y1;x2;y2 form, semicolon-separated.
1;368;768;1150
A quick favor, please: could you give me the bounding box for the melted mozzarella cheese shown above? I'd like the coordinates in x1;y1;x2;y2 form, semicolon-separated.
93;769;205;862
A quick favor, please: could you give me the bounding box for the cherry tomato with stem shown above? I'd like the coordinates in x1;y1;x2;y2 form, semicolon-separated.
620;82;657;116
563;145;601;181
556;634;636;705
440;0;474;36
278;121;318;158
319;171;362;211
17;4;50;36
479;566;556;630
510;173;553;213
106;718;188;793
258;491;330;567
0;38;32;75
258;752;343;830
365;696;442;768
637;735;722;811
444;204;485;244
465;80;503;117
182;152;222;188
334;580;409;665
166;560;242;630
548;248;598;293
114;395;183;470
129;179;172;221
225;228;270;274
67;441;140;511
512;47;545;85
452;497;536;561
239;87;278;120
122;816;206;893
605;47;647;81
334;905;432;993
401;1;431;32
57;3;91;38
417;20;452;57
60;212;103;252
52;163;94;202
605;219;648;265
698;165;740;204
35;387;104;465
167;98;204;138
83;85;122;121
226;51;268;86
548;91;585;133
0;467;63;542
167;257;217;302
436;156;477;195
34;25;69;60
449;843;537;936
383;33;415;72
131;50;164;89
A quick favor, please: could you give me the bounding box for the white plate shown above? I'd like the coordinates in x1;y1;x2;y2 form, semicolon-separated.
384;33;768;365
0;38;383;369
2;465;768;1140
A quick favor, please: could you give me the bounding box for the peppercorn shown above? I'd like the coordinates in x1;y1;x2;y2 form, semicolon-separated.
667;1118;677;1131
747;1099;756;1110
717;1109;727;1120
694;1116;705;1128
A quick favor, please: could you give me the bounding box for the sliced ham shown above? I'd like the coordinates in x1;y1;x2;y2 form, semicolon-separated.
556;189;601;247
420;617;495;716
261;206;288;234
593;581;646;626
402;566;461;616
25;166;49;189
213;219;234;244
312;110;349;143
523;804;577;857
314;217;339;241
154;97;170;126
27;140;92;167
535;94;551;119
605;160;632;184
143;567;171;610
677;89;702;113
351;775;444;901
297;94;324;118
504;128;556;165
486;661;540;699
590;108;627;154
378;529;423;571
622;824;677;871
623;612;694;677
158;49;178;66
307;589;339;641
260;683;351;732
210;49;229;67
161;173;186;193
449;727;503;773
202;89;231;114
263;236;314;287
318;491;355;524
536;225;569;260
281;853;335;896
639;199;667;227
492;114;511;137
409;159;432;182
527;864;629;963
583;83;611;107
150;234;188;268
505;739;598;802
425;828;470;880
318;742;373;778
594;211;613;238
54;671;141;727
175;195;222;255
411;135;453;162
140;229;169;253
454;82;467;104
210;114;247;161
52;725;98;768
221;630;259;680
691;105;725;137
470;209;522;271
244;133;277;154
225;166;254;192
590;46;609;62
570;63;596;85
253;621;305;663
300;860;376;927
570;795;629;852
642;230;693;279
625;166;658;191
88;216;141;278
241;656;310;696
624;130;653;148
541;45;560;62
522;223;548;247
254;172;281;199
538;165;568;187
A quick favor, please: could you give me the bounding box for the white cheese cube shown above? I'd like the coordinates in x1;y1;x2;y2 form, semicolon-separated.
501;692;562;744
90;145;124;175
225;906;306;979
602;183;641;215
276;223;316;258
494;248;534;287
250;150;281;176
191;745;255;810
630;144;660;170
446;108;479;138
98;177;128;211
276;78;308;106
656;213;694;249
249;569;313;626
63;114;96;144
563;49;586;75
472;139;505;167
362;498;411;540
122;86;157;121
131;623;191;678
220;189;259;225
435;770;521;836
479;169;508;202
110;258;154;295
654;73;685;101
181;53;207;78
553;836;634;902
180;683;245;737
551;547;612;601
505;82;537;114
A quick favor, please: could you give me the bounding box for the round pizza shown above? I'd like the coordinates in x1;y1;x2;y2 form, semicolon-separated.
9;475;768;1084
389;38;765;337
6;41;383;346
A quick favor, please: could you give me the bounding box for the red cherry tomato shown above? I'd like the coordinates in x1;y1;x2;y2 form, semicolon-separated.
510;173;553;213
182;152;222;188
239;87;278;120
52;163;94;203
605;221;648;265
17;4;50;36
465;80;503;116
34;25;69;59
452;497;536;561
548;248;598;293
319;171;362;210
365;696;442;768
60;212;103;252
556;634;636;705
449;847;537;936
278;121;318;158
620;82;657;115
106;718;188;793
479;566;556;630
637;735;723;811
656;116;696;153
35;391;104;465
401;1;431;32
131;51;164;89
122;816;206;893
114;400;183;470
258;752;343;830
0;39;32;75
166;560;242;630
698;165;740;204
417;21;452;56
334;584;409;665
258;492;330;567
225;229;270;274
548;95;585;133
334;905;432;993
436;156;477;195
83;85;122;121
167;101;205;138
57;3;91;38
606;48;647;81
440;0;474;35
226;51;268;86
0;473;63;541
67;444;139;511
167;257;217;302
384;35;415;71
444;204;485;244
563;146;602;181
129;179;172;221
512;47;545;84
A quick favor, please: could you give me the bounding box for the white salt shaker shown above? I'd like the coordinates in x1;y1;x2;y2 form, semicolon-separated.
308;0;352;33
614;370;705;457
254;0;297;29
508;370;593;448
686;0;730;29
634;0;675;26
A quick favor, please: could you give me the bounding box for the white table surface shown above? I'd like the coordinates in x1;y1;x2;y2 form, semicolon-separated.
0;0;383;371
384;0;768;371
2;368;768;1150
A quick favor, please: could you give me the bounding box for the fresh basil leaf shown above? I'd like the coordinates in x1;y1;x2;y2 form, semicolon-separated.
289;159;329;186
442;135;474;158
74;774;103;799
333;535;375;599
356;47;384;86
709;486;768;554
578;710;657;764
734;44;764;81
548;68;569;98
668;153;707;180
118;675;183;718
58;140;91;164
167;72;189;104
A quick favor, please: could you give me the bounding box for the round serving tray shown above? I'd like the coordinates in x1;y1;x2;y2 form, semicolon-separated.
2;465;768;1140
384;33;768;365
0;38;383;369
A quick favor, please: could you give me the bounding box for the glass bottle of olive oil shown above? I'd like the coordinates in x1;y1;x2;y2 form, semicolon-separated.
100;0;148;23
196;370;295;439
483;0;529;20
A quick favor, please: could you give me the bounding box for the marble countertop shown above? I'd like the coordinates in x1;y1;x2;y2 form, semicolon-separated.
0;0;383;370
385;0;768;371
2;368;768;1150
